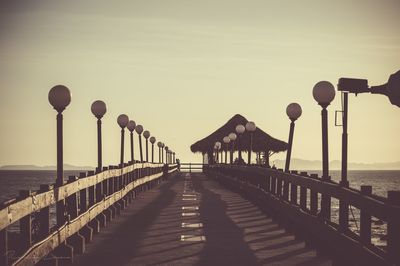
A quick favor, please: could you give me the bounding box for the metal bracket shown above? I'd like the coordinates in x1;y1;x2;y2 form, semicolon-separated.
335;110;343;127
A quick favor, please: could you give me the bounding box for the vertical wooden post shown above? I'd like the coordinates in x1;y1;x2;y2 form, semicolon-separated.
79;172;87;214
38;185;51;239
310;174;318;215
387;191;400;264
271;174;277;195
102;166;109;197
360;186;372;245
0;229;7;266
87;171;96;207
19;190;32;250
66;176;79;219
300;172;308;211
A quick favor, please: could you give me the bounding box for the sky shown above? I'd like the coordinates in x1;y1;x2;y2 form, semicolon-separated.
0;0;399;168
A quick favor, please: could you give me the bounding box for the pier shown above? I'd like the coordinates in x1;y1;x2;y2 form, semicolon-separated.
1;163;400;265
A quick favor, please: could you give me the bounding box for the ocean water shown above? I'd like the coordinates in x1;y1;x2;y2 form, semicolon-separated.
0;169;398;248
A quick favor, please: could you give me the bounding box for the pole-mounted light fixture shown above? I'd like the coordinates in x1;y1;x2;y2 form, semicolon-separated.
48;85;71;227
91;100;107;172
313;81;335;220
135;125;144;162
245;121;256;164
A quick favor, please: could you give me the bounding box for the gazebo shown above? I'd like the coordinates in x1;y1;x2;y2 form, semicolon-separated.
190;114;288;165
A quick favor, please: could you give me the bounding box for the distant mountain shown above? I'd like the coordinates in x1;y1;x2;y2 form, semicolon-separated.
273;158;400;170
0;164;94;171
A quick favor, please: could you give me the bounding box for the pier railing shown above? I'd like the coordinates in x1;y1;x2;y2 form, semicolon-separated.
205;164;400;266
179;163;203;172
0;163;178;266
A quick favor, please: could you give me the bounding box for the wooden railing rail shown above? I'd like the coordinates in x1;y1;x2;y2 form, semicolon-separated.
0;163;178;266
205;164;400;266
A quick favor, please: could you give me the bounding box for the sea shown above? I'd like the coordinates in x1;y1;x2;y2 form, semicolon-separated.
0;169;398;248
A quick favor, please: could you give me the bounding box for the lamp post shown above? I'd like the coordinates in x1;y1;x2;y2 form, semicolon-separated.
228;133;237;164
215;142;221;163
284;103;302;172
172;152;175;164
235;125;245;164
135;125;144;162
223;136;230;164
165;146;169;164
117;114;129;167
161;143;165;163
157;141;162;163
143;130;150;162
127;120;136;163
313;81;336;220
150;137;156;163
245;121;256;164
91;100;107;172
48;85;71;227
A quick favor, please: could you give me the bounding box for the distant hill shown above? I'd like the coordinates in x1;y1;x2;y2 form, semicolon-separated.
0;164;94;171
273;159;400;170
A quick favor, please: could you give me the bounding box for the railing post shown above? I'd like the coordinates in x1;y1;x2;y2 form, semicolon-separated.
79;172;88;214
38;185;51;239
360;185;372;245
19;190;32;250
300;172;307;211
276;170;283;197
309;174;318;215
87;171;96;207
320;176;331;221
271;172;277;195
96;171;103;203
102;167;109;196
387;191;400;264
66;176;79;219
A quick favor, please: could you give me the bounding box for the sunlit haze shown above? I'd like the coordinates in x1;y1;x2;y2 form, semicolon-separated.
0;0;399;168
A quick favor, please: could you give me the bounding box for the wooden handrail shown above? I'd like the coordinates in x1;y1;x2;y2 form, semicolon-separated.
0;163;166;231
205;164;400;265
0;163;178;266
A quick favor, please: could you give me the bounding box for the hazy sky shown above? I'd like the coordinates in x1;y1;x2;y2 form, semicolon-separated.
0;0;399;168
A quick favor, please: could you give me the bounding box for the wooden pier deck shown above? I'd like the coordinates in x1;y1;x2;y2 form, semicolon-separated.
71;173;332;266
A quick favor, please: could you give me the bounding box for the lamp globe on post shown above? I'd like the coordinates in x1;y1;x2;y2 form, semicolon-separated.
215;142;221;163
117;114;129;167
228;133;237;164
245;121;256;165
285;103;302;172
157;141;163;163
161;143;165;163
165;146;169;164
150;136;156;163
143;130;150;162
135;125;144;162
235;125;245;164
91;100;107;172
127;120;136;163
217;142;222;163
48;85;71;227
313;80;336;221
283;103;302;201
223;136;230;164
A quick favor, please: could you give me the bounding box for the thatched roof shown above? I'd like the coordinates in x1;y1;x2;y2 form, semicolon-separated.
190;114;288;154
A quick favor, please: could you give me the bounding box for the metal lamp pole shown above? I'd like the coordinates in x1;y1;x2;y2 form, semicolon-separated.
135;125;144;162
48;85;71;227
313;81;336;220
127;120;136;163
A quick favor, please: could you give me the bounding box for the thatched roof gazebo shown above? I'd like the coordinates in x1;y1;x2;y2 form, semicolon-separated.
190;114;288;164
